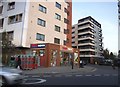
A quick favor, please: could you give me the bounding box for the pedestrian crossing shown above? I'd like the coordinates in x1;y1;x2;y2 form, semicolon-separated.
24;74;118;78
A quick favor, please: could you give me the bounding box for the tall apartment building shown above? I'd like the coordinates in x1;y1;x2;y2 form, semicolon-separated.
72;16;103;63
0;0;79;67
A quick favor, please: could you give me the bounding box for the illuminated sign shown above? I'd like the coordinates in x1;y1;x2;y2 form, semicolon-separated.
31;44;46;48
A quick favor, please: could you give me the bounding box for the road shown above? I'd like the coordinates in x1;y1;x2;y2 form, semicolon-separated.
5;64;120;87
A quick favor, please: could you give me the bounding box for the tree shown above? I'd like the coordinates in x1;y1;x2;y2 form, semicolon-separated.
103;48;110;59
1;31;21;65
109;52;116;60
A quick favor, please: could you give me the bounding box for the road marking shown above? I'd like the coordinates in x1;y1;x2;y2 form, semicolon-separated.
65;75;72;77
43;75;51;78
104;74;110;76
23;79;46;85
91;68;97;72
75;75;83;77
32;76;40;78
85;75;92;76
54;75;62;77
94;74;101;76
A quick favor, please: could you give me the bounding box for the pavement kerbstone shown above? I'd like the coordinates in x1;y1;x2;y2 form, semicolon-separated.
23;65;96;75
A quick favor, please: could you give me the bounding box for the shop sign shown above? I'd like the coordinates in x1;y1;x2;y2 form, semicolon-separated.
31;44;46;48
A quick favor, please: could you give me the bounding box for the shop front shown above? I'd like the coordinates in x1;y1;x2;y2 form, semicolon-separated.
30;43;79;67
60;46;80;66
30;43;60;67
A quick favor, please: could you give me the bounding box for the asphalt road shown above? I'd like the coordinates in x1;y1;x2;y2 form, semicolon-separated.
4;64;120;87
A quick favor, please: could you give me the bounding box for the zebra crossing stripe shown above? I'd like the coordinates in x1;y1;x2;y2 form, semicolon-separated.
76;75;83;77
85;75;92;76
94;74;101;76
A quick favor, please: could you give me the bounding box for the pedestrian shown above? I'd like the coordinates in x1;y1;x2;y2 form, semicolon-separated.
112;60;115;70
15;55;22;69
70;58;74;69
80;60;83;68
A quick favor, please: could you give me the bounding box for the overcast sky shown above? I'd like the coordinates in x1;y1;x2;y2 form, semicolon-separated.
72;1;118;54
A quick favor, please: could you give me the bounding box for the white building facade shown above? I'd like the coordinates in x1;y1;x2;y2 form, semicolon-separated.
0;0;69;48
72;16;103;63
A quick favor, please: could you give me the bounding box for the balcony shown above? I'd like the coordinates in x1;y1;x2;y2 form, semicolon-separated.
80;48;95;52
78;31;94;35
78;42;95;46
78;36;95;41
80;54;95;57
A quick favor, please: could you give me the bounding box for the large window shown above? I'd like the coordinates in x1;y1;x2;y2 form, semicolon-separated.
56;2;61;9
0;18;4;28
8;13;22;24
8;31;14;41
64;29;69;34
64;8;69;15
55;13;61;20
36;33;45;41
37;18;46;27
0;6;3;14
39;4;47;13
64;18;69;24
55;25;60;32
54;38;60;44
8;2;15;10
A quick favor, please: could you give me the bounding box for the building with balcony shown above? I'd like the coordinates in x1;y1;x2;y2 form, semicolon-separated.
72;16;103;63
0;0;79;67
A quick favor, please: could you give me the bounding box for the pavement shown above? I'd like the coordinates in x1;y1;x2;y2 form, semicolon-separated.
23;64;96;75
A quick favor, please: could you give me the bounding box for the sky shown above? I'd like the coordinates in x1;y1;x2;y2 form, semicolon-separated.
72;1;118;54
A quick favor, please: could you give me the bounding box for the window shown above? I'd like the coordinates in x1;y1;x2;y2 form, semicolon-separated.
8;13;22;24
37;18;46;27
55;25;60;32
8;2;15;10
55;13;61;20
64;18;69;24
0;18;4;28
67;38;69;43
56;2;61;9
8;31;14;41
39;4;47;13
0;6;3;14
64;40;66;45
36;33;45;41
64;8;69;15
54;38;60;44
64;29;69;34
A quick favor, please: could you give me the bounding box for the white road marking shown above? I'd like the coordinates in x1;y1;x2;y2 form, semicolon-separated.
94;74;101;76
91;68;97;72
85;75;92;76
54;75;62;77
32;76;40;78
76;75;83;77
23;79;46;85
43;75;51;77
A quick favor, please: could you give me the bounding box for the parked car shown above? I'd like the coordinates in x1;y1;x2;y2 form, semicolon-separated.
0;63;24;86
99;59;112;66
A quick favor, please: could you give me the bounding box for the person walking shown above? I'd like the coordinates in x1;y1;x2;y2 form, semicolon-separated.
70;58;74;69
15;55;22;69
112;60;115;70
